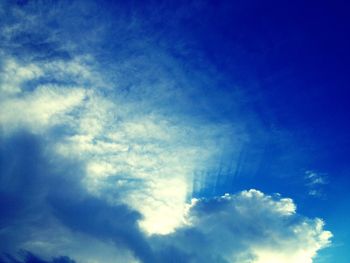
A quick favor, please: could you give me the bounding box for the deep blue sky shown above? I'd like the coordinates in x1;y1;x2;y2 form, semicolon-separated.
0;0;349;262
183;1;350;261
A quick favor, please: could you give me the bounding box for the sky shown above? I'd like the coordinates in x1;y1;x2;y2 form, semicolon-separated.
0;0;349;262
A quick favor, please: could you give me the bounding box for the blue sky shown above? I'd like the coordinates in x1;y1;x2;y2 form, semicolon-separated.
0;0;349;262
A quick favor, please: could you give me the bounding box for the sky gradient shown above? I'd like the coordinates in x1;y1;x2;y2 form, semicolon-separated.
0;0;349;262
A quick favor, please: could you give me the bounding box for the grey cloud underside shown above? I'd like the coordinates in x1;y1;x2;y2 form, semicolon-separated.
0;133;155;263
0;133;219;263
0;134;185;263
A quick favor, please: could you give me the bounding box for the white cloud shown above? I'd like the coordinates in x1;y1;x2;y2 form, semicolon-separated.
0;54;104;135
56;106;236;234
0;1;253;236
0;58;43;94
0;84;86;134
157;189;332;263
0;54;243;235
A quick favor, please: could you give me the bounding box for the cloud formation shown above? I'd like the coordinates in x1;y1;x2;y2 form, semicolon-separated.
0;1;333;262
153;190;331;263
0;7;245;234
0;133;149;263
0;135;331;263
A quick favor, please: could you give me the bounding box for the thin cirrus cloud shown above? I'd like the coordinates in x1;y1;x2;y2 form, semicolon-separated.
0;1;332;263
304;170;328;197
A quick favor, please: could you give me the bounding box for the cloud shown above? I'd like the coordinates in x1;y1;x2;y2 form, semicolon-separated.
0;59;43;94
0;133;144;263
0;132;332;263
153;190;332;263
0;84;86;133
0;1;333;262
305;170;328;197
0;16;247;234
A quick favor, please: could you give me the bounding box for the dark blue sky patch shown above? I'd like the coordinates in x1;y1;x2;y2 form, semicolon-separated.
0;250;75;263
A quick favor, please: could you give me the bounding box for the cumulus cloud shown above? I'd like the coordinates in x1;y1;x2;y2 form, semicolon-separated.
153;190;332;263
0;132;332;263
0;135;332;263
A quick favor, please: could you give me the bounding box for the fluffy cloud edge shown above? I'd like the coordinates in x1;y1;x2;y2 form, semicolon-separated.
153;189;332;263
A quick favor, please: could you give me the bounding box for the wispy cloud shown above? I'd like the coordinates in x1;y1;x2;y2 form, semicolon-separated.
305;170;328;197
